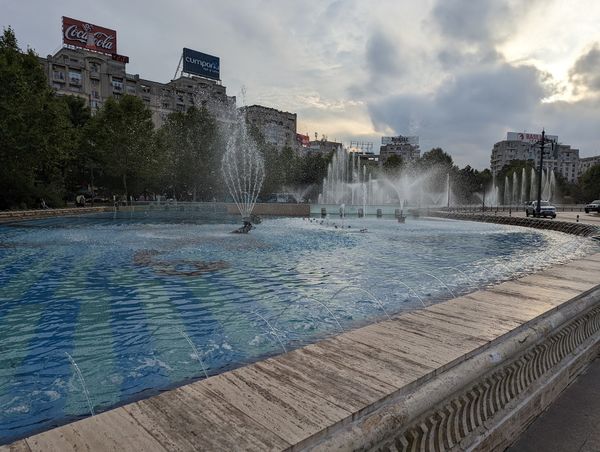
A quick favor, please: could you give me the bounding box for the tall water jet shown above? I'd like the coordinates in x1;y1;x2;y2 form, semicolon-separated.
520;168;527;203
222;112;265;233
530;168;536;202
512;172;519;204
504;176;510;205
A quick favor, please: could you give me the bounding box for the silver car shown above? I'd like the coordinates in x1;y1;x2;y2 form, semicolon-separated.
526;200;557;218
584;200;600;213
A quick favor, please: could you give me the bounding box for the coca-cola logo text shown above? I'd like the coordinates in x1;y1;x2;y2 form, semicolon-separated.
62;17;117;55
65;25;115;51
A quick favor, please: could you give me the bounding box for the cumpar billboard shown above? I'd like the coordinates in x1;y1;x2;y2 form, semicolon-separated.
182;48;220;80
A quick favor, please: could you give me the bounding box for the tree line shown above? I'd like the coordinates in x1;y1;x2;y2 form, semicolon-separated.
0;27;332;209
1;27;598;210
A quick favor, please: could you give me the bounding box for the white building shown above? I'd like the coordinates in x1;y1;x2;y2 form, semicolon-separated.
579;156;600;177
379;135;420;165
491;132;580;183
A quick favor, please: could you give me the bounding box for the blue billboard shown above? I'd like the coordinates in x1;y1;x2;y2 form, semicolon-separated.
182;48;220;80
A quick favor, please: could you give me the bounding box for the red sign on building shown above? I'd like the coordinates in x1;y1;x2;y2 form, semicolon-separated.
62;16;117;55
296;133;310;147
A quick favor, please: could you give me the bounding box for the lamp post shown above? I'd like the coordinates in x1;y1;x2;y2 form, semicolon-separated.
533;130;555;217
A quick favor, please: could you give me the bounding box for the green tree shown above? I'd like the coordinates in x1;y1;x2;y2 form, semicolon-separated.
419;147;453;170
159;106;221;200
0;26;72;209
580;164;600;201
88;95;155;198
417;148;456;195
59;96;93;196
382;154;404;174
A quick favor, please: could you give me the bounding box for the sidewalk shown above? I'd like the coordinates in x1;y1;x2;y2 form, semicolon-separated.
508;353;600;452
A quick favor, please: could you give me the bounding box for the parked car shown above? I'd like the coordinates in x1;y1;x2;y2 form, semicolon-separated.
525;200;557;218
584;200;600;213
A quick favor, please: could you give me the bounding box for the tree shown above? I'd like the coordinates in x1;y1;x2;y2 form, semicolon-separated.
159;106;221;200
580;164;600;201
0;27;72;209
419;147;453;170
417;148;456;195
59;96;92;196
382;154;404;174
87;95;154;198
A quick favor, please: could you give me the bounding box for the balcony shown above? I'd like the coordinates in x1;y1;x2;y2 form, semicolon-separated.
89;71;100;80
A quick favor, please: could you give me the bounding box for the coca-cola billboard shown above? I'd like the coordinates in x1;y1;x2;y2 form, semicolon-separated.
62;16;117;55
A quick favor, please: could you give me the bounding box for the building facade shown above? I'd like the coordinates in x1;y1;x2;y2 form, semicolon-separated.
40;46;237;128
379;135;420;165
307;139;343;155
239;105;297;150
579;156;600;177
491;132;580;183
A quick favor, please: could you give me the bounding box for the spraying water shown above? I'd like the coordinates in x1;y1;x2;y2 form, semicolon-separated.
65;352;94;416
221;110;265;231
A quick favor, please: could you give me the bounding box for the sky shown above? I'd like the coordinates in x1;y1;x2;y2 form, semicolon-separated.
3;0;600;169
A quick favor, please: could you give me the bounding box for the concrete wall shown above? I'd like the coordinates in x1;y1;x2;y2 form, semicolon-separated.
226;203;310;217
310;285;600;451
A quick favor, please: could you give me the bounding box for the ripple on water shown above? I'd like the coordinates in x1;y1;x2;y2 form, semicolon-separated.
0;212;598;443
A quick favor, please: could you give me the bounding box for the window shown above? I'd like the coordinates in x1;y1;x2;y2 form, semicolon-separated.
141;85;151;94
91;90;100;99
89;62;100;73
162;102;170;109
126;84;136;94
52;70;65;81
111;77;123;91
68;71;82;85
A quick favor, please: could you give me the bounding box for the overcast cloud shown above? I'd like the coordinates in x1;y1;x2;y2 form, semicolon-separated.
2;0;600;168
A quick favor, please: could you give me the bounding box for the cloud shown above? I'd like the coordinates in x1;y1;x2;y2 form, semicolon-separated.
569;43;600;95
367;62;554;167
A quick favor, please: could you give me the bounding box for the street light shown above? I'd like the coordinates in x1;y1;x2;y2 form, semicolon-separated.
532;130;556;217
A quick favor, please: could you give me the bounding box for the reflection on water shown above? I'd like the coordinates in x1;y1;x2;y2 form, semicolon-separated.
0;210;597;443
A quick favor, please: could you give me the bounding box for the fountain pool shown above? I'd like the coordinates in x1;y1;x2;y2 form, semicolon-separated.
0;208;598;443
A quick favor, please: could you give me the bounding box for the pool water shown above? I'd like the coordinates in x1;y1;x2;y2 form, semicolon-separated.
0;209;597;443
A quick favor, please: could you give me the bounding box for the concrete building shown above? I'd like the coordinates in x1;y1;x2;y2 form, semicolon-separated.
579;155;600;176
379;135;420;165
40;46;237;128
491;132;580;183
307;138;343;155
239;105;297;150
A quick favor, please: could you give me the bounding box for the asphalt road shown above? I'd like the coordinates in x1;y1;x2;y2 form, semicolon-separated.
494;210;600;227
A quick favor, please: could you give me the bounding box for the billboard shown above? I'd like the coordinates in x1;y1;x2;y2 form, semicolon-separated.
62;16;117;55
182;48;220;80
296;133;310;147
507;132;558;144
382;135;419;146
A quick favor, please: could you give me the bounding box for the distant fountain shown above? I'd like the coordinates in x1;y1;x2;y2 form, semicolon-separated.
221;111;265;233
319;147;448;208
489;168;556;206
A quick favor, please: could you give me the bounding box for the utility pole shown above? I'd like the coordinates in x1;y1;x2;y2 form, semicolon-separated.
535;130;554;217
535;130;545;217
